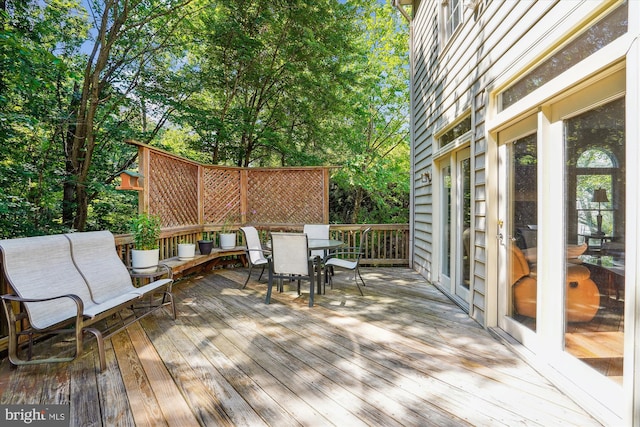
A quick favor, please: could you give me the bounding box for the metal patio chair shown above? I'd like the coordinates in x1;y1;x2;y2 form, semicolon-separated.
266;232;320;307
323;227;371;296
240;226;270;289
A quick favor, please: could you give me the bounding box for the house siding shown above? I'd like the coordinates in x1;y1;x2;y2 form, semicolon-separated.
407;0;637;424
411;0;613;322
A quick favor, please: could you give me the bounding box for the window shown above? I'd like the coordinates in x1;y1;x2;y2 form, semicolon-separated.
575;149;617;238
500;1;628;110
564;97;625;383
442;0;463;42
439;115;471;148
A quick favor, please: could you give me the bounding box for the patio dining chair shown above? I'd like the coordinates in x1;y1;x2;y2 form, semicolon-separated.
303;224;330;261
266;232;320;307
323;227;371;296
240;226;270;289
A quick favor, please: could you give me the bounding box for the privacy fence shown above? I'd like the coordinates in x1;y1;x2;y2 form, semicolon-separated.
130;140;331;227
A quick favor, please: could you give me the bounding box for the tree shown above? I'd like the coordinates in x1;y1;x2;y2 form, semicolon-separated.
1;0;410;236
171;0;361;167
60;0;196;230
328;0;410;223
1;0;89;237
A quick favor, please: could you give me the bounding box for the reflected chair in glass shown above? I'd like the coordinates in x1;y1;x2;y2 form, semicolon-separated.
240;226;270;289
266;232;320;307
510;244;600;322
323;227;371;296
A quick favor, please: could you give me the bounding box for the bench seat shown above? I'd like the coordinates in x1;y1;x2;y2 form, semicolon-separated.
0;231;175;371
160;247;247;278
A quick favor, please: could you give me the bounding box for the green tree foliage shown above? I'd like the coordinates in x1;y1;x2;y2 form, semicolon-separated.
0;0;409;238
1;0;88;237
328;0;410;223
167;0;361;167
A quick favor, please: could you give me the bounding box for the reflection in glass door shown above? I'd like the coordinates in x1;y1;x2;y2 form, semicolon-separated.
563;97;625;385
438;149;471;307
455;149;471;302
499;133;538;334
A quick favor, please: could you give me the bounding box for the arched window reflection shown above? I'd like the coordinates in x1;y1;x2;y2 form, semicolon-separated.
576;148;617;237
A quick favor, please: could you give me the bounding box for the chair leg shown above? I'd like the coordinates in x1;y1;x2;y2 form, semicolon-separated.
242;265;254;289
353;269;364;296
357;268;366;287
308;280;314;307
266;269;274;304
258;265;265;281
326;266;334;290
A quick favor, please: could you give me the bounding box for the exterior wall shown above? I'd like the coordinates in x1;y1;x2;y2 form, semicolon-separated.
411;0;628;322
407;0;638;424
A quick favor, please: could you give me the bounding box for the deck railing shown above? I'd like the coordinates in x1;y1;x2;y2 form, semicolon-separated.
114;223;409;267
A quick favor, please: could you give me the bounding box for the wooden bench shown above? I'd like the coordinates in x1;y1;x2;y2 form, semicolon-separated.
0;231;175;371
160;247;247;278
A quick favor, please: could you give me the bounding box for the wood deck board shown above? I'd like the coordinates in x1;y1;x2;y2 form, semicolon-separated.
142;312;266;427
217;270;595;425
199;276;466;427
177;290;331;426
0;267;602;426
186;284;410;427
111;327;168;426
126;322;201;427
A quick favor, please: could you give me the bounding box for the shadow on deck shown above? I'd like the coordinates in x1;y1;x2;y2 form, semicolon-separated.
0;267;601;426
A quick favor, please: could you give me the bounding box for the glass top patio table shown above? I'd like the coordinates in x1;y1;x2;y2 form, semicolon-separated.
308;239;345;250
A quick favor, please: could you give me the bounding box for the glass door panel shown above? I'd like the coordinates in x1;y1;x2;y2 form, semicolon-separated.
507;134;538;332
563;97;625;384
440;164;452;290
455;149;471;301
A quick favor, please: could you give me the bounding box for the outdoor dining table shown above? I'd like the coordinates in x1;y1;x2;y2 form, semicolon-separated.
308;238;345;251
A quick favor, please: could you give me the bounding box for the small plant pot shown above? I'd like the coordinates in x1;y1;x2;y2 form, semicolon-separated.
131;249;160;273
198;240;213;255
178;243;196;260
220;233;236;249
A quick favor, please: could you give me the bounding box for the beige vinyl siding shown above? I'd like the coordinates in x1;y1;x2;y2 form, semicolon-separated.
411;0;607;325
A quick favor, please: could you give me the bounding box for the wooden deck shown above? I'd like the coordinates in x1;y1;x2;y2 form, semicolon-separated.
0;267;601;426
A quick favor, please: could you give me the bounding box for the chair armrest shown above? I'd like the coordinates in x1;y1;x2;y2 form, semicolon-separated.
246;248;271;256
1;293;84;325
326;248;362;259
2;293;83;306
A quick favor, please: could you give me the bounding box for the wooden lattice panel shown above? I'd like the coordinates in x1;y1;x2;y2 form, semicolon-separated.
202;168;242;223
134;141;328;226
148;152;199;227
247;170;324;224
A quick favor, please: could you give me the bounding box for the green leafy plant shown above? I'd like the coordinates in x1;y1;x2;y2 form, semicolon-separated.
130;213;161;250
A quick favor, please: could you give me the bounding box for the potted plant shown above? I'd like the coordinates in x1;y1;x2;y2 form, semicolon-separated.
130;212;161;273
219;214;238;250
218;207;255;249
177;239;196;260
198;236;214;255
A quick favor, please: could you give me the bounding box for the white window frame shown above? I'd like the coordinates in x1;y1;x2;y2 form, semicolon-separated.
440;0;463;45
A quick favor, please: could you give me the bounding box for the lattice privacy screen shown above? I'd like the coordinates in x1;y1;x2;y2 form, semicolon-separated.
131;142;330;227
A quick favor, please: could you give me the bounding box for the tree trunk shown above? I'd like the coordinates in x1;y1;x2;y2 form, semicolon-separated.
352;186;364;224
